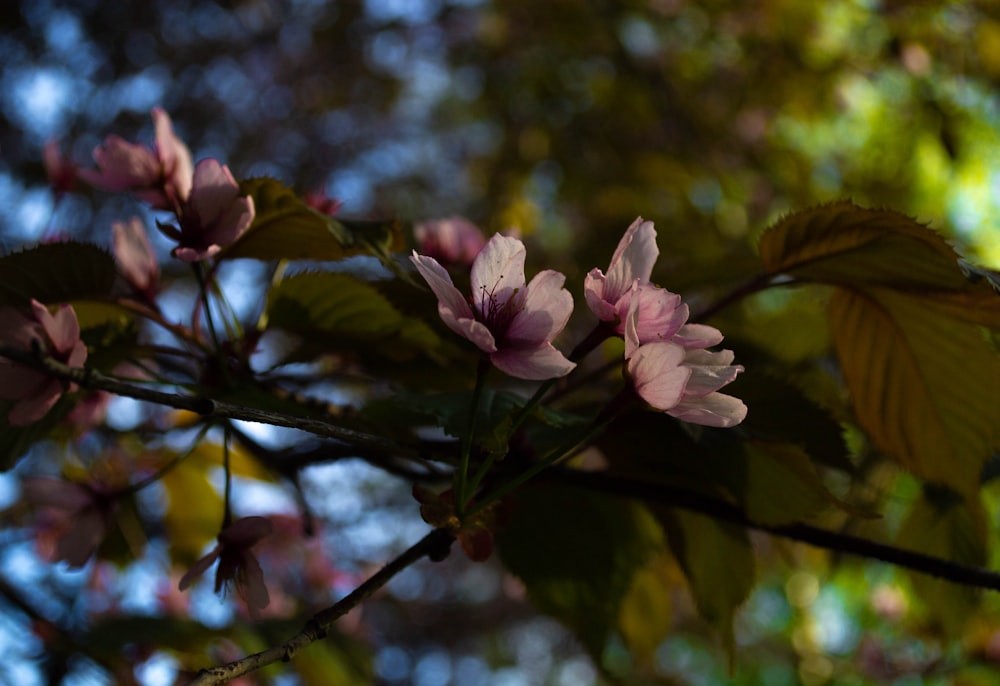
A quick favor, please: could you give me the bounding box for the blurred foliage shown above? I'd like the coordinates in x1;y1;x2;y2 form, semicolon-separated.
2;1;1000;685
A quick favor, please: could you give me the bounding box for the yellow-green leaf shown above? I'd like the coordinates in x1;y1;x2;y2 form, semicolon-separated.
657;509;755;654
618;553;675;666
830;287;1000;498
742;442;840;525
225;178;403;261
160;457;221;563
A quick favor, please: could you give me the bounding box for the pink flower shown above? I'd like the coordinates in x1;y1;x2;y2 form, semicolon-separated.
624;292;747;428
43;140;78;195
584;216;658;331
179;516;273;616
0;300;87;426
78;108;193;210
303;190;342;216
162;159;255;262
21;477;115;567
411;234;576;380
414;217;488;267
113;217;160;299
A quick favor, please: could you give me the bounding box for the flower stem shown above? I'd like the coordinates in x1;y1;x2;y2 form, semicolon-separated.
456;357;490;515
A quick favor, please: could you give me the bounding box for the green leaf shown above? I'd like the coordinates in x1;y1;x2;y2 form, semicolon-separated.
758;201;1000;328
225;178;404;261
897;489;987;633
496;483;663;658
618;554;675;667
830;287;1000;498
0;242;117;308
742;441;844;525
160;455;222;564
759;202;968;291
657;508;755;653
265;272;444;364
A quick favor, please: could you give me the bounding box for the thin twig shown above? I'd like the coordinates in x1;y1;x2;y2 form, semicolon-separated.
548;468;1000;592
0;345;416;463
183;528;453;685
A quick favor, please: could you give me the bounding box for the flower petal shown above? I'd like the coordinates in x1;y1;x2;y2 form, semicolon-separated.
667;393;748;428
189;159;240;226
506;269;573;346
627;342;691;410
672;324;724;348
491;344;576;380
179;546;222;590
411;252;476;328
601;217;658;309
469;235;526;316
623;284;688;357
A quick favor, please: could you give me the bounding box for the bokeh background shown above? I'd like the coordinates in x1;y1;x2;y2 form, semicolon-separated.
2;1;1000;684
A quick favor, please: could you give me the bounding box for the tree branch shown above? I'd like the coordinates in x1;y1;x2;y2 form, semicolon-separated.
0;345;417;463
183;528;454;685
548;468;1000;592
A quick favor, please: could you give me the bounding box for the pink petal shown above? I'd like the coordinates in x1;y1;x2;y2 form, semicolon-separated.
189;159;240;226
602;217;658;309
623;285;689;357
414;217;486;265
506;270;573;346
672;324;724;349
152;108;193;202
682;360;744;398
202;195;254;249
0;363;48;399
43;304;82;357
439;308;497;353
667;393;748;428
0;307;41;349
238;552;270;615
6;378;64;426
179;546;222;590
113;217;159;293
470;235;526;316
220;516;274;547
627;342;691;410
583;269;618;322
57;508;107;567
84;136;159;191
491;343;576;380
172;245;222;263
411;252;475;322
21;478;94;510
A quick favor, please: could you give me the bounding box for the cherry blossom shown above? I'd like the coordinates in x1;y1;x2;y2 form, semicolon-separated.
179;516;273;616
162;159;255;262
411;234;575;380
414;217;488;267
584;216;658;331
21;477;116;567
112;216;160;299
78;108;193;211
0;300;87;426
43;140;78;195
303;190;343;216
624;292;747;428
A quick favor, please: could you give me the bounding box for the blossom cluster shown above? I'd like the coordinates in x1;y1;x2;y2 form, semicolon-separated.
411;216;746;427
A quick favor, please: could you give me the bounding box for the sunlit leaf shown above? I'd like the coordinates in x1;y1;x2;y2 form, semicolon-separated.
0;241;117;307
225;178;404;262
830;288;1000;498
897;489;987;633
160;456;222;563
496;483;663;658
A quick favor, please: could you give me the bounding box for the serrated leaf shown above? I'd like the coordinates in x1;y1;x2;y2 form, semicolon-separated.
0;242;117;307
265;272;443;363
758;202;1000;327
657;508;755;654
897;490;986;633
225;178;403;262
496;483;663;658
830;287;1000;498
759;202;966;290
